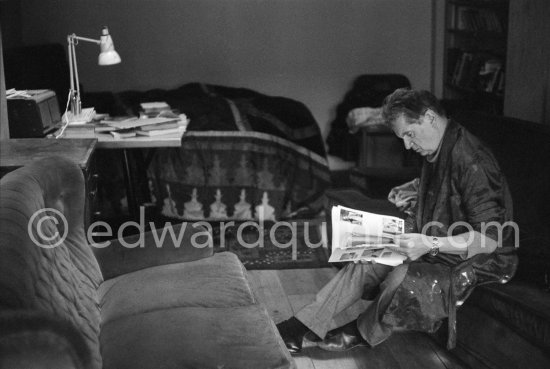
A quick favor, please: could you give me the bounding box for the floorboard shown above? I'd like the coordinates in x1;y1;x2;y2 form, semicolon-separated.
247;269;294;323
247;268;470;369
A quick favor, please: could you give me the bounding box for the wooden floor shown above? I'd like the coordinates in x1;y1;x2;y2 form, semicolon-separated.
247;268;469;369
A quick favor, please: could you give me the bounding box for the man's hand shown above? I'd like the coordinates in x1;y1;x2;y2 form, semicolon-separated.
388;180;418;213
388;233;431;261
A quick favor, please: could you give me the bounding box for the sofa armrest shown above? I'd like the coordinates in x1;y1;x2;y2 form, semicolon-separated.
93;222;213;280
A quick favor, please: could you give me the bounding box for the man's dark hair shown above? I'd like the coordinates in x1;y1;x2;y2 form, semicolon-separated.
381;88;446;127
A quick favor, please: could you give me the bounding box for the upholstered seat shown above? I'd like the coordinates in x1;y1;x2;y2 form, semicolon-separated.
0;156;294;369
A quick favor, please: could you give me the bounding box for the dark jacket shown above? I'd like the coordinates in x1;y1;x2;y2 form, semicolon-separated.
383;120;518;348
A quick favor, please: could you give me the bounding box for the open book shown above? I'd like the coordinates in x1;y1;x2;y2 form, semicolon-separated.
329;205;407;266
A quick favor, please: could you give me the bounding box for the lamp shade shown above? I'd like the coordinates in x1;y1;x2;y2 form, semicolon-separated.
98;27;121;65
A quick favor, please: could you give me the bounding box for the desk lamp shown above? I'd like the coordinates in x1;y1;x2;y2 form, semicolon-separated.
66;26;121;122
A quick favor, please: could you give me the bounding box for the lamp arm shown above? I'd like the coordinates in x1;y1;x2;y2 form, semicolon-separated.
68;36;75;93
67;34;88;116
69;34;101;45
72;40;80;108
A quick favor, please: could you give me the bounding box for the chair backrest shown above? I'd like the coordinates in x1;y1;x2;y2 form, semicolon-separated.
327;74;411;161
0;156;103;369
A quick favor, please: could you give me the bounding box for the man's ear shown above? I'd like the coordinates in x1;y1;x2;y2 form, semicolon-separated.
424;109;436;125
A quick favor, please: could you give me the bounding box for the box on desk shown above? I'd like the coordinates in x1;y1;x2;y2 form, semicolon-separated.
7;90;61;138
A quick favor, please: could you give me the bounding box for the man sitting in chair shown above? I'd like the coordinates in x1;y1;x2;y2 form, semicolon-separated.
276;88;517;353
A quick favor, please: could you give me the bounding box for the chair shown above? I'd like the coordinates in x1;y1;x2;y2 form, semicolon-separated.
325;74;420;198
326;74;411;162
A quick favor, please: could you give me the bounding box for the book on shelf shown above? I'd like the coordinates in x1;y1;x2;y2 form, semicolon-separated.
452;52;474;87
455;6;503;33
479;59;503;93
451;51;500;91
329;205;407;266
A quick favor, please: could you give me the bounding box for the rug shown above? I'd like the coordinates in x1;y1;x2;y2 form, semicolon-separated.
211;219;330;270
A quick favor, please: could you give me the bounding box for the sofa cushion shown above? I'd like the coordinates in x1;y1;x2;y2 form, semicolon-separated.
98;252;256;324
467;281;550;353
100;305;294;369
93;222;214;280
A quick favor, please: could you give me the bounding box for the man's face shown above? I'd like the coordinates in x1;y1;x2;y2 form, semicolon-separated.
392;112;441;156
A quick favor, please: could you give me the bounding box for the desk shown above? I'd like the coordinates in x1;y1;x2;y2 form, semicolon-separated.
59;130;185;220
0;138;98;226
0;138;96;171
92;131;184;149
95;131;185;219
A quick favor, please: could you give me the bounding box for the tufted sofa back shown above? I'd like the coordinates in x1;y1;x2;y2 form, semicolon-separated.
0;156;103;369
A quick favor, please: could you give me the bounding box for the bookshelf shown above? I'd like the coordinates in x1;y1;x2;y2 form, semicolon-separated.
443;0;509;114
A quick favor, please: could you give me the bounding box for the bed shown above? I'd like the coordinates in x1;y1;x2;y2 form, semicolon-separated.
93;83;331;222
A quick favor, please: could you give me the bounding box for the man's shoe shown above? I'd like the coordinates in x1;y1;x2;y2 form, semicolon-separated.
276;317;308;354
317;330;368;352
282;334;303;353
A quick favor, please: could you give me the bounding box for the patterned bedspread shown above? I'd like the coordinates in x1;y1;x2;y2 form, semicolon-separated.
148;131;330;221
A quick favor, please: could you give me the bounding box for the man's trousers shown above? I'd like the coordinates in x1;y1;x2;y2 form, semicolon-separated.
295;262;409;346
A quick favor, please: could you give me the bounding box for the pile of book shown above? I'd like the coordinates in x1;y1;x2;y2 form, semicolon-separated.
455;7;503;33
140;102;172;117
59;114;189;139
105;115;188;138
59;101;189;139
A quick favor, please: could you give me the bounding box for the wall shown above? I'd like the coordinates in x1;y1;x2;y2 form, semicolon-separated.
17;0;434;139
504;0;550;125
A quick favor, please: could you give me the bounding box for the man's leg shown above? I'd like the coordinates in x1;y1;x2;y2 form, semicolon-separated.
295;262;392;339
316;263;409;352
356;263;409;346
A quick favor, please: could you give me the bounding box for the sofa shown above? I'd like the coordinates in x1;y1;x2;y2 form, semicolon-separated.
327;110;550;368
0;156;294;369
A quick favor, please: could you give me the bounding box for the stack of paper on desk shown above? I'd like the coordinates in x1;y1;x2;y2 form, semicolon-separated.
106;117;179;130
135;114;190;137
101;114;189;138
140;101;171;117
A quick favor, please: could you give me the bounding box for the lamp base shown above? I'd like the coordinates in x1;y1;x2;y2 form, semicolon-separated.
63;107;96;125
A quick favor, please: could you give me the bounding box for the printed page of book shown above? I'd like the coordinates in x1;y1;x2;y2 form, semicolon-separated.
329;205;407;266
329;246;406;266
